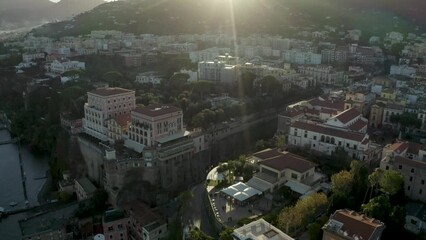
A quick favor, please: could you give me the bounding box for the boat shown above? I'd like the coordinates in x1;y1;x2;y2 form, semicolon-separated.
9;202;17;207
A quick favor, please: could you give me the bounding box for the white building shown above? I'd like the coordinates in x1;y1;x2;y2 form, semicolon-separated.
198;60;236;83
189;47;231;63
232;218;294;240
135;72;163;85
288;108;371;160
390;65;416;77
22;52;45;63
83;88;136;141
48;60;86;75
284;50;322;65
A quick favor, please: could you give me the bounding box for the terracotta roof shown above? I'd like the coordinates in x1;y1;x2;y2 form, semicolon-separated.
260;152;316;173
387;141;408;154
133;104;182;117
305;108;320;116
112;113;130;126
348;119;367;132
308;98;345;111
385;103;404;111
253;148;281;160
321;108;337;115
407;142;426;155
292;121;367;142
394;156;426;170
123;200;165;227
326;209;385;240
89;87;134;96
334;108;361;124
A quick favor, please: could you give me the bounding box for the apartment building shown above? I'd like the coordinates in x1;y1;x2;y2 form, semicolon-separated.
124;200;168;240
288;108;371;160
322;209;385;240
197;60;227;82
380;141;426;202
102;209;129;240
298;65;344;86
83;88;136;141
125;104;184;152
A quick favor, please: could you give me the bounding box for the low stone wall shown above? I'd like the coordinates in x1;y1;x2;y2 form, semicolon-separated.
203;182;226;233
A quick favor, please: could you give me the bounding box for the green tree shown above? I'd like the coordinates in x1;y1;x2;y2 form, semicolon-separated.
308;223;323;240
379;170;404;196
189;228;214;240
219;228;234;240
331;170;353;196
278;193;328;235
238;72;256;97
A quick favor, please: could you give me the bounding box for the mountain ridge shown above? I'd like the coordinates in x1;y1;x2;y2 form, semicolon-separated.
31;0;425;39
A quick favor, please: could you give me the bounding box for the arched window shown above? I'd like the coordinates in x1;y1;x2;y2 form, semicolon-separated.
320;135;325;142
331;138;335;144
326;136;330;143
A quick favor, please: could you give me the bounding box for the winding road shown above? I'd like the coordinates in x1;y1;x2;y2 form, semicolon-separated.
181;183;218;238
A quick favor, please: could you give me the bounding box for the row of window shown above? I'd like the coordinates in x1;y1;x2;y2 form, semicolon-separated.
107;96;133;104
294;129;359;149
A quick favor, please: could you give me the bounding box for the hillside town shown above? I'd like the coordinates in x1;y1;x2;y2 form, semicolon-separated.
1;5;426;240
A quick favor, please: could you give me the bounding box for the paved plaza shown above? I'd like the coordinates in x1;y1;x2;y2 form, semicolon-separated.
208;188;272;227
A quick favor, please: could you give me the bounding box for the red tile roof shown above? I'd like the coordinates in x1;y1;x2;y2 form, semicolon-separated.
308;98;345;111
292;121;367;142
112;113;130;126
387;141;408;154
327;209;385;240
260;152;316;173
133;104;182;117
407;142;426;155
89;87;134;96
334;108;361;124
348;119;367;132
321;108;338;115
253;148;282;160
123;200;165;227
394;156;426;170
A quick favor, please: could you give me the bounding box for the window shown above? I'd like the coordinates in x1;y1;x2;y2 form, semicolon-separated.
408;186;411;191
304;133;307;138
386;166;389;170
411;168;415;173
399;165;402;170
291;173;298;180
422;180;425;185
410;176;413;182
420;189;423;194
313;136;317;140
108;226;114;231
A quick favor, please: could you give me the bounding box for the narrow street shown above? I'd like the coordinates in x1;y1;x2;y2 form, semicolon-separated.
182;183;218;238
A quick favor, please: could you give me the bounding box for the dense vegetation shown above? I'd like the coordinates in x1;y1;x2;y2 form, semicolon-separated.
32;0;422;41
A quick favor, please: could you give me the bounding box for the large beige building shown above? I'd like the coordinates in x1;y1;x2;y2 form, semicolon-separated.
125;104;184;152
83;88;135;141
380;141;426;202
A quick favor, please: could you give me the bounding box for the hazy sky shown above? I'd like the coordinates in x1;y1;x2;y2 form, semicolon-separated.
49;0;115;2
